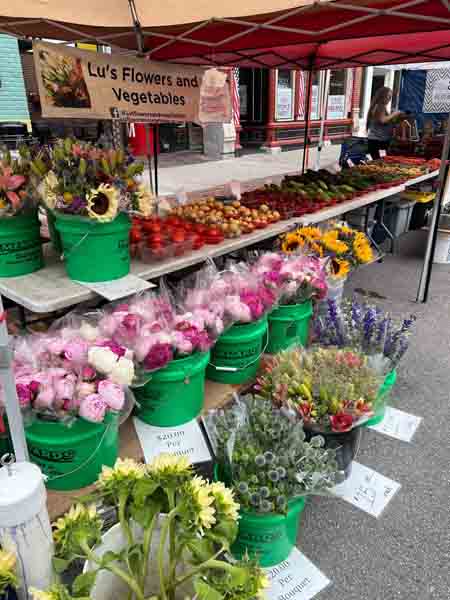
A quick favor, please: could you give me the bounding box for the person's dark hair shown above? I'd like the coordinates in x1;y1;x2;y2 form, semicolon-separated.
367;86;392;129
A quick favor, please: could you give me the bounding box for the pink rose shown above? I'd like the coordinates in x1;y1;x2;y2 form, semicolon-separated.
34;386;56;410
16;384;31;408
224;296;252;323
81;365;96;381
97;380;125;411
63;339;88;364
99;314;120;337
79;394;107;423
134;335;156;363
144;343;173;371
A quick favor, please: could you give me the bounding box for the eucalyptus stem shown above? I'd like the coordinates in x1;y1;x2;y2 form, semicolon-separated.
157;508;178;600
173;546;226;588
80;541;144;600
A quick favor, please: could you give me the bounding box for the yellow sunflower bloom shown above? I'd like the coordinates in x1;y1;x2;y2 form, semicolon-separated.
330;257;351;278
281;232;303;253
322;231;349;255
87;183;119;222
353;239;373;263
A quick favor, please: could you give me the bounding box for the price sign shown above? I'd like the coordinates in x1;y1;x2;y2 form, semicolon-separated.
133;418;212;464
265;548;330;600
366;154;373;161
379;149;387;157
368;406;422;443
347;158;355;167
331;461;401;518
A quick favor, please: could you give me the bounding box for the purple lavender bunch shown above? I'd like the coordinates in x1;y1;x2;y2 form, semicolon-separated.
362;307;377;351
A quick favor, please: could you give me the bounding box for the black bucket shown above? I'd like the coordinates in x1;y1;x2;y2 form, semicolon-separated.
304;425;361;480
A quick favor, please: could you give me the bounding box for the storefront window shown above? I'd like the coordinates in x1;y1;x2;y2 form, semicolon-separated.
327;70;347;119
276;69;295;121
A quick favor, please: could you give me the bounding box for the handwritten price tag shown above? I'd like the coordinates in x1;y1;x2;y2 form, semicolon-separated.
347;158;355;167
331;461;401;518
368;406;422;443
264;548;330;600
366;153;373;161
133;418;212;464
379;149;387;157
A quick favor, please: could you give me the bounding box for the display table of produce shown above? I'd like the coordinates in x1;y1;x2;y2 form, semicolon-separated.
0;170;438;315
45;379;239;520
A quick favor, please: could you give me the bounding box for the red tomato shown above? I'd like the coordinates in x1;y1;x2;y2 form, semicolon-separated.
171;230;186;243
130;229;142;244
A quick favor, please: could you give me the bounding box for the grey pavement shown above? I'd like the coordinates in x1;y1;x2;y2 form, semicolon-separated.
300;229;450;599
146;146;341;197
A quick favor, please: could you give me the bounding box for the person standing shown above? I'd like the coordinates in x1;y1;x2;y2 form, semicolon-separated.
367;87;405;159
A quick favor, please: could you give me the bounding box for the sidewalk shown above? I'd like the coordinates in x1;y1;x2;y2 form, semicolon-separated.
148;146;341;197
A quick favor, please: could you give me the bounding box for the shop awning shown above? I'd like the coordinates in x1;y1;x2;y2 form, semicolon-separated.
0;0;449;69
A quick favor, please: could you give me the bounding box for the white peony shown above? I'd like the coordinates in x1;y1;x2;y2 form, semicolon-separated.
88;346;118;375
79;321;100;342
110;357;135;386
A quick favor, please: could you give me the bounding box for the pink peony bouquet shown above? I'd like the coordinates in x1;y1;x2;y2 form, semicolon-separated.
96;293;216;374
252;252;328;305
10;332;134;424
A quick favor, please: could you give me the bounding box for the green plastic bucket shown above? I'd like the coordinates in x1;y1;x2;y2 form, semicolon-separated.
134;351;210;427
55;213;131;282
364;369;397;427
206;316;268;385
0;433;11;457
231;498;306;567
0;213;43;277
267;300;312;353
25;412;119;491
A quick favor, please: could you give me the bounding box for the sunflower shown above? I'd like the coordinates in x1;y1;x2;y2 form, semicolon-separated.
330;257;351;278
353;234;373;263
281;232;303;253
309;241;324;257
297;226;321;244
87;183;119;222
322;230;349;255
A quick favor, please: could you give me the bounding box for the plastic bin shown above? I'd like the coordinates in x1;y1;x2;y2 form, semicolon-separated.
384;199;416;237
346;205;377;230
433;230;450;263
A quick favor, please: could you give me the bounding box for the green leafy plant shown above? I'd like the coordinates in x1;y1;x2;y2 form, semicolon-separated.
0;549;18;597
31;456;268;600
206;395;339;514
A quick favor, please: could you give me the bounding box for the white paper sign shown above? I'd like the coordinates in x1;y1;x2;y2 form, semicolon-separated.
133;418;212;464
366;153;373;161
277;88;294;120
379;149;387;157
331;461;401;518
76;274;154;301
265;548;330;600
368;406;422;442
327;94;346;119
347;158;355;167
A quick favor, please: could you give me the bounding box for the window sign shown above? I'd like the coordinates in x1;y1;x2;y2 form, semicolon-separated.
276;69;294;120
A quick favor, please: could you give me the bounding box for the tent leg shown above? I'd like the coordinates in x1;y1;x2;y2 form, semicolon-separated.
315;70;331;171
153;124;159;196
416;115;450;303
301;68;314;174
0;296;28;462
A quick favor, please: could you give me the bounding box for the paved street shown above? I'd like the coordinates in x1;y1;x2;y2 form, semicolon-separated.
145;146;341;197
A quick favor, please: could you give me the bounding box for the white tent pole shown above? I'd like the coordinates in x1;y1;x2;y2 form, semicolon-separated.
416;113;450;302
0;295;28;461
315;69;331;171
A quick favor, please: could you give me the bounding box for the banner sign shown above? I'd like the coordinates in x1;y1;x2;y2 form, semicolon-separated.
423;69;450;113
33;41;231;124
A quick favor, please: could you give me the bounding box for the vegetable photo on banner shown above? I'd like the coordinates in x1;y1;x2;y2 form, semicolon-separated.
30;456;269;600
205;395;338;566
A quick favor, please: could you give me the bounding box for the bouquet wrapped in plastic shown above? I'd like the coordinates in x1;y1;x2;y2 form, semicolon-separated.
251;251;328;305
205;394;339;514
256;346;383;433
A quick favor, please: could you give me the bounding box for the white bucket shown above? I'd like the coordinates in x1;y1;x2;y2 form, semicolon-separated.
84;520;193;600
